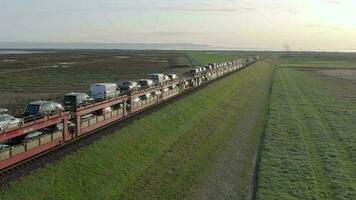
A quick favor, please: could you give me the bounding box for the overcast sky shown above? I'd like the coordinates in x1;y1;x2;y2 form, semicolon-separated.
1;0;355;51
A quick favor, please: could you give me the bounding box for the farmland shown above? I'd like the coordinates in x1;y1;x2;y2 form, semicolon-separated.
0;54;275;199
3;50;355;199
256;54;356;199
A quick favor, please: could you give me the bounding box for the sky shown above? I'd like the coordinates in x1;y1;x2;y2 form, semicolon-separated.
1;0;356;51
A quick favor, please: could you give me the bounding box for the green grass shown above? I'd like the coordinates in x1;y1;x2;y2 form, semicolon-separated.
188;52;240;64
256;59;356;199
0;58;275;199
277;53;356;69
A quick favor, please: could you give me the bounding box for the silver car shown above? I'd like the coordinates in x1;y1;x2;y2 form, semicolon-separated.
24;101;63;117
0;144;10;150
0;114;21;131
24;131;44;140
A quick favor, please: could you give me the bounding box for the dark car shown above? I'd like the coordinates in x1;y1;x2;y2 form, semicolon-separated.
24;101;63;119
63;92;94;111
167;74;178;80
139;79;154;89
118;81;140;93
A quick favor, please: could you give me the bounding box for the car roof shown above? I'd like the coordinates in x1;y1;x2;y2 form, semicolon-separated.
148;73;163;76
92;83;115;86
0;108;8;114
29;100;52;105
0;114;12;118
26;131;42;137
65;92;87;96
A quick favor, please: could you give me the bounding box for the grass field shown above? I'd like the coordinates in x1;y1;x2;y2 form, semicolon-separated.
3;51;355;199
278;52;356;69
256;55;356;199
0;56;275;199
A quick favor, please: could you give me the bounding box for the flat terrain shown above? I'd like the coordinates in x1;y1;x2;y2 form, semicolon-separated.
6;51;355;199
0;50;267;115
0;55;275;199
0;50;193;114
256;54;356;199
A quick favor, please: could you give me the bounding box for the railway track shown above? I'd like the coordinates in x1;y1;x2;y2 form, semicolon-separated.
0;64;251;186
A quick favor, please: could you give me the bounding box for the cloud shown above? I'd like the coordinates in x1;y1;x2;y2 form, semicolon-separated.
146;31;206;36
287;9;299;15
160;5;257;13
304;24;343;31
326;0;342;5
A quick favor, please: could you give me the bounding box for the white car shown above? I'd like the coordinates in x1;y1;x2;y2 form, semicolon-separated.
0;144;10;150
90;83;120;100
164;75;171;82
0;108;8;114
0;114;21;131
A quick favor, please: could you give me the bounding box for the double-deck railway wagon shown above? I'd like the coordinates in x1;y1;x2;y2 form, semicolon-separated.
0;56;259;172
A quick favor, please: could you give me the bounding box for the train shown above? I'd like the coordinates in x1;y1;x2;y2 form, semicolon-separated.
0;56;260;171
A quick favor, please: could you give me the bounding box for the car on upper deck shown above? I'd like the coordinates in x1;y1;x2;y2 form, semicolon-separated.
24;101;63;118
139;79;154;89
118;81;140;93
63;92;94;111
0;113;21;132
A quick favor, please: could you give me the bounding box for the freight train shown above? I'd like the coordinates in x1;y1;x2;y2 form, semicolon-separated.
0;56;259;171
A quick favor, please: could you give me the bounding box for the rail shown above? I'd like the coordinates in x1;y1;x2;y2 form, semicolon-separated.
0;57;260;172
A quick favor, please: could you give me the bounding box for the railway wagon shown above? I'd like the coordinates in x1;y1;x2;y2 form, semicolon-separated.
0;57;259;171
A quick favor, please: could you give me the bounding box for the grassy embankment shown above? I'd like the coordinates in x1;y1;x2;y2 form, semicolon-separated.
256;56;356;199
0;55;275;199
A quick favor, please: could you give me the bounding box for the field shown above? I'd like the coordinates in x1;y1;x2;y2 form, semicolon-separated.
187;51;268;65
256;54;356;199
0;50;193;114
3;50;354;199
0;50;267;115
0;54;275;199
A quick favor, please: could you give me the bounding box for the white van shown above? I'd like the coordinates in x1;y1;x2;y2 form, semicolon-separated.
148;73;165;85
90;83;120;100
